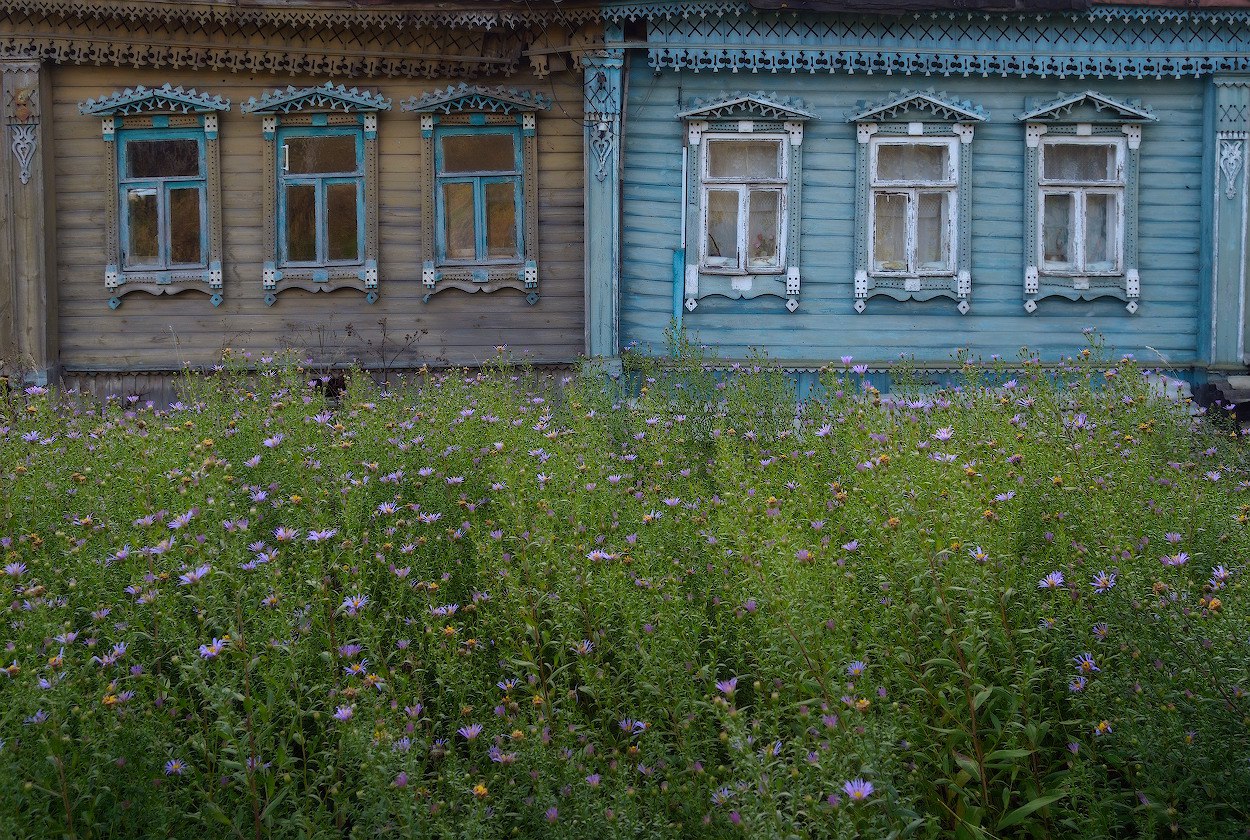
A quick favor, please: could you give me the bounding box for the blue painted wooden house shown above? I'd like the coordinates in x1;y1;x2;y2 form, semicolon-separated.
587;0;1250;399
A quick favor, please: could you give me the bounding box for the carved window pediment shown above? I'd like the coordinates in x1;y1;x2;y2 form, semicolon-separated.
79;84;229;117
678;92;815;123
1017;92;1156;124
847;90;987;124
241;83;392;115
401;84;551;116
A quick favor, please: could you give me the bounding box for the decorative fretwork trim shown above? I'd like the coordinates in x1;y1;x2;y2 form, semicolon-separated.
242;83;391;115
1017;91;1155;123
402;83;551;115
847;90;986;124
678;92;815;122
79;83;228;116
647;11;1250;80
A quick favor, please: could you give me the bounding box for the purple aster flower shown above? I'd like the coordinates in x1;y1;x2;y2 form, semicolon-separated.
332;705;354;722
457;723;483;741
1091;570;1116;593
178;564;211;586
715;677;738;697
1038;571;1065;590
164;758;187;776
847;661;867;678
340;594;369;615
842;778;874;802
1073;653;1099;674
199;638;225;659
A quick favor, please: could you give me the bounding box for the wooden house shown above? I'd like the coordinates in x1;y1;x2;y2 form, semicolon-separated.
608;0;1250;398
5;0;1250;400
0;0;617;395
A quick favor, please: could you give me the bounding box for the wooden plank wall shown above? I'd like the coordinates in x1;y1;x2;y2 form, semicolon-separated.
621;67;1206;367
50;65;585;371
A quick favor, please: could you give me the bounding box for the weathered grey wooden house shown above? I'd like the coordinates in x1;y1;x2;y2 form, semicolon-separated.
0;0;615;394
5;0;1250;399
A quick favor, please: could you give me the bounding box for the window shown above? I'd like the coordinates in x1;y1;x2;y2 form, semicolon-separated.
849;91;983;314
678;93;812;313
278;127;364;266
119;132;207;271
80;85;228;308
1037;139;1123;275
404;84;548;304
242;82;390;306
869;138;957;277
700;137;787;274
1019;92;1154;313
434;127;523;265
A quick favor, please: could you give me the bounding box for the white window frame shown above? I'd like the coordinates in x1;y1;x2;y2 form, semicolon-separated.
1036;136;1126;277
868;136;959;278
698;134;789;275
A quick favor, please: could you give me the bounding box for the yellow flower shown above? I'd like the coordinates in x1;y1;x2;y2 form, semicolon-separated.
472;783;488;799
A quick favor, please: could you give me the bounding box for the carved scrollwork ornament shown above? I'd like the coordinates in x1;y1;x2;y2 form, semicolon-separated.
5;86;39;186
1219;138;1244;201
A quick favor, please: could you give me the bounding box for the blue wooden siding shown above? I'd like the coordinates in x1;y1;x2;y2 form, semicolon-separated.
620;67;1205;367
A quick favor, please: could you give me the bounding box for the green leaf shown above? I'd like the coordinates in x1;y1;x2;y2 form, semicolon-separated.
953;753;981;782
997;792;1067;829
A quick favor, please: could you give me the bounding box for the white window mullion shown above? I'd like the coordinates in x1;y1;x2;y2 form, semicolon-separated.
737;185;750;272
905;188;918;275
1074;189;1087;275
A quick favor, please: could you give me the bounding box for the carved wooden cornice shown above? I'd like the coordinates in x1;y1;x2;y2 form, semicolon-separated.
0;3;603;78
1;0;606;30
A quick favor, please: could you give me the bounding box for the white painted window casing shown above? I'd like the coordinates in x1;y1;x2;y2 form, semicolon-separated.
698;135;788;275
868;136;959;278
1036;137;1126;278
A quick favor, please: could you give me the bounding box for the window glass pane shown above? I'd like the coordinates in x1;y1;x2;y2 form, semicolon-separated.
1042;193;1075;268
1043;144;1116;182
707;141;782;180
916;192;949;272
442;182;476;261
876;144;948;182
705;189;739;268
168;187;202;265
872;192;907;272
125;188;159;266
441;134;516;174
285;135;358;175
484;181;519;260
285;184;317;262
1084;192;1118;272
746;189;780;270
326;182;360;262
126;139;199;179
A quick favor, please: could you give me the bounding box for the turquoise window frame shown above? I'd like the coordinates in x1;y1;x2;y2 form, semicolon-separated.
275;125;366;269
432;125;524;266
116;127;209;273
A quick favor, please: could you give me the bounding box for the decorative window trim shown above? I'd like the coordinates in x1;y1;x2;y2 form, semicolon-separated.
242;83;390;306
79;84;228;309
403;84;550;305
679;92;814;313
849;91;984;314
1019;92;1154;314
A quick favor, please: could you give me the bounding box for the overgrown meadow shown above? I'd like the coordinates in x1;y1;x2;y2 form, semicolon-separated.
1;340;1248;839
